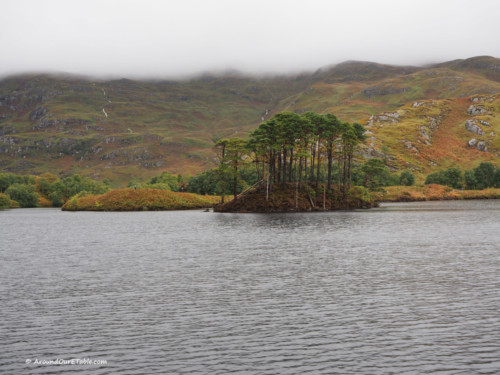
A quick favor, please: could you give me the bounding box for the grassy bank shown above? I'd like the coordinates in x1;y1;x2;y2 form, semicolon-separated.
374;184;500;202
62;188;220;211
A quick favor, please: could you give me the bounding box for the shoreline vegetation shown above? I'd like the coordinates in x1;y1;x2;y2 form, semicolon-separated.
375;184;500;202
54;183;500;212
61;188;219;211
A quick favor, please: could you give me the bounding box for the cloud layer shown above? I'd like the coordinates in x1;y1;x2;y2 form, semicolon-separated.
2;0;500;78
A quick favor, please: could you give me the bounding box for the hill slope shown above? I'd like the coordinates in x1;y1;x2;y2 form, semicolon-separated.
1;56;499;184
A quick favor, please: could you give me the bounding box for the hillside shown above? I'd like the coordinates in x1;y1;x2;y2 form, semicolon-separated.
1;56;499;184
362;95;500;176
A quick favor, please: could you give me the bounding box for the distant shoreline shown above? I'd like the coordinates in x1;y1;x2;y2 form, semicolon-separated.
374;184;500;203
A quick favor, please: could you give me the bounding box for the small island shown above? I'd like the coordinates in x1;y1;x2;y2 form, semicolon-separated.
213;112;372;212
61;188;219;211
214;182;375;212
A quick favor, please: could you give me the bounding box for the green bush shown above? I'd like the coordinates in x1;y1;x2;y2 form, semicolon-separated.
5;183;39;208
425;167;463;189
0;172;36;192
146;171;180;191
0;193;11;209
399;170;415;186
464;162;499;189
346;186;374;208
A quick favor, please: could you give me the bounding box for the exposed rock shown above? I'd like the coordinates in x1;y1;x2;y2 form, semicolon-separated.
419;126;431;144
29;106;48;121
468;138;477;147
0;125;16;136
0;136;17;145
412;101;425;108
480;120;491;127
143;161;164;168
367;112;401;126
465;119;485;135
101;150;120;160
470;96;485;103
477;141;487;152
100;146;153;162
403;140;418;153
467;105;487;116
85;125;105;131
490;131;495;137
33;117;91;131
428;116;440;130
91;146;103;154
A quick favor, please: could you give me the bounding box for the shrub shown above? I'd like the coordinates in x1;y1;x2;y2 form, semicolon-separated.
399;170;414;186
464;162;499;190
472;162;496;189
0;172;36;192
62;188;219;211
5;183;39;208
425;167;463;189
346;186;374;208
464;169;478;189
0;193;11;209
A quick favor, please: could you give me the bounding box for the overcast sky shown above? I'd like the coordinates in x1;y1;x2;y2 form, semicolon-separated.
1;0;500;78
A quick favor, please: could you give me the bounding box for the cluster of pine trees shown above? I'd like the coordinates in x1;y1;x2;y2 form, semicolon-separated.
215;111;367;199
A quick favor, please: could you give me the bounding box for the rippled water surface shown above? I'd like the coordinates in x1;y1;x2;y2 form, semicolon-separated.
1;200;500;374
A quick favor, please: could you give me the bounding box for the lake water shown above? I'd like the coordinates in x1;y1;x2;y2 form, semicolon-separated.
1;200;499;374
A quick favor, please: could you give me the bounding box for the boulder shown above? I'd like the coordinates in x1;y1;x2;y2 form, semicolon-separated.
29;106;48;121
467;105;487;116
465;119;485;135
477;141;488;152
468;138;477;147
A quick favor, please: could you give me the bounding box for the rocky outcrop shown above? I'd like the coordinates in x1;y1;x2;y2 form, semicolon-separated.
33;117;91;131
477;141;488;152
465;119;485;135
467;138;488;152
467;105;487;115
367;112;402;126
29;106;48;121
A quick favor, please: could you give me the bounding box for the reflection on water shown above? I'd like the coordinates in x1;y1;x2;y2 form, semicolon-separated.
1;201;499;374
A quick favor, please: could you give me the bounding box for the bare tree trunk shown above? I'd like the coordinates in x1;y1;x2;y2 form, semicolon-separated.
277;152;281;184
310;145;316;184
233;164;238;200
348;151;353;190
298;156;303;190
316;145;321;189
327;146;333;190
282;148;287;186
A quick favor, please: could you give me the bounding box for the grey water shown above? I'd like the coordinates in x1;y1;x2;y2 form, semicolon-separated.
1;200;499;374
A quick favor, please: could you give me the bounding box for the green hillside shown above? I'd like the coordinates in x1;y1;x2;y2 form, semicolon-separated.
1;56;499;185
